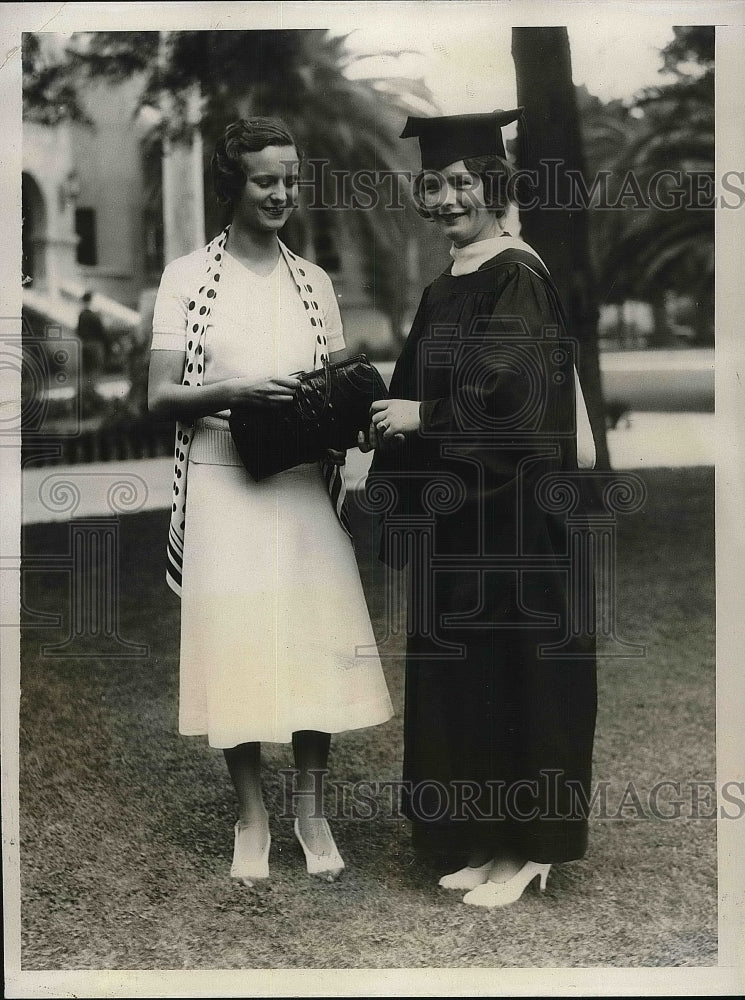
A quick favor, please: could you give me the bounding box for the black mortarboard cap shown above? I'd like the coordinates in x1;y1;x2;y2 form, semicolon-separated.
400;108;524;171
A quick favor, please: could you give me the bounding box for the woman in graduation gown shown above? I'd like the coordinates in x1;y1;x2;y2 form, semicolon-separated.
364;109;597;907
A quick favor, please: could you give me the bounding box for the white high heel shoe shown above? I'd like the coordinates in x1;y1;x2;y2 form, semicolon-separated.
462;861;551;908
438;860;493;890
230;822;271;885
294;818;345;882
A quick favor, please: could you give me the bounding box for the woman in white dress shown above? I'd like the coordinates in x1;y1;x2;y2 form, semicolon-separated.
148;118;393;885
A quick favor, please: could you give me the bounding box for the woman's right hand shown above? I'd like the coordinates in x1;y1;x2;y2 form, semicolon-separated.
227;375;300;408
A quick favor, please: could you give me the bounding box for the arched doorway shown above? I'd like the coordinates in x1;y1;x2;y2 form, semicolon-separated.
22;172;47;287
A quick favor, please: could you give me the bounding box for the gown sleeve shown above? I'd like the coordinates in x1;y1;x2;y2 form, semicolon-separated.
369;285;432;472
416;262;580;567
371;265;578;568
418;262;566;446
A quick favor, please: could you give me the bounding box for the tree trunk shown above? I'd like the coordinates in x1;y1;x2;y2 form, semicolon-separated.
649;298;671;348
511;27;610;469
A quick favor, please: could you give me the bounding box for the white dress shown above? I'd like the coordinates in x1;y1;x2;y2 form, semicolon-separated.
152;249;394;747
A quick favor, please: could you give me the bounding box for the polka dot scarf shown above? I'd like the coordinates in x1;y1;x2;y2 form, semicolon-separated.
166;226;351;597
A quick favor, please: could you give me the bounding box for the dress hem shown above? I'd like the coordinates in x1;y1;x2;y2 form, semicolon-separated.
179;697;395;748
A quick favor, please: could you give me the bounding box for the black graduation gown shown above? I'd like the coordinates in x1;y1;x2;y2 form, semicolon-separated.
367;248;597;863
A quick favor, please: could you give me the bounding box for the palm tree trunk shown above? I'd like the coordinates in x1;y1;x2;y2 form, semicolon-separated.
511;27;610;468
650;298;671;348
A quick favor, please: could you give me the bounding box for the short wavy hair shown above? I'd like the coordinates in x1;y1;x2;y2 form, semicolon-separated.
211;117;300;209
412;154;519;221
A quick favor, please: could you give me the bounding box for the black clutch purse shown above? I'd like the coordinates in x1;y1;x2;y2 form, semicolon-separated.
229;354;389;481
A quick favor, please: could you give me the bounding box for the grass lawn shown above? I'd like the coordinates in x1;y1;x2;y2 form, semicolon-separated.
17;467;716;969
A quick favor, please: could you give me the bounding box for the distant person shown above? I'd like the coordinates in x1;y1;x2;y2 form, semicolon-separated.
76;291;107;373
364;109;597;908
147;118;393;886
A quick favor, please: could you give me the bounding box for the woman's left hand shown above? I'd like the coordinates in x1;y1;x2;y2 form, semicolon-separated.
369;399;421;443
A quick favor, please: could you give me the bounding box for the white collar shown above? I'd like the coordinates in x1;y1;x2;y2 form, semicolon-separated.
449;234;547;276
